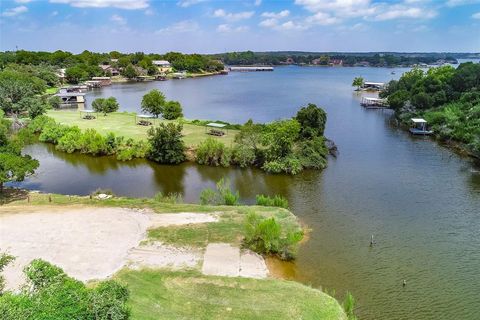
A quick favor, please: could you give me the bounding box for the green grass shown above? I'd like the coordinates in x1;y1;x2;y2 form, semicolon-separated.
117;269;346;320
45;87;59;94
46;110;238;147
148;213;244;247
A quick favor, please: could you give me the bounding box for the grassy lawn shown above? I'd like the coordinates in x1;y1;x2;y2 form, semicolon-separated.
117;269;346;320
46;110;238;147
44;87;59;94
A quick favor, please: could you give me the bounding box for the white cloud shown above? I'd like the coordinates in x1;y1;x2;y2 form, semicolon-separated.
374;6;436;20
254;0;262;6
2;6;28;17
261;10;290;19
49;0;149;10
15;0;33;3
472;11;480;19
110;14;126;25
177;0;206;8
295;0;375;17
216;24;249;32
213;9;254;21
278;20;308;30
156;20;199;34
306;11;340;25
259;18;278;28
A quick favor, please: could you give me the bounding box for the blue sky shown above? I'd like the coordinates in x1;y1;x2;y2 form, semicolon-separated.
0;0;479;53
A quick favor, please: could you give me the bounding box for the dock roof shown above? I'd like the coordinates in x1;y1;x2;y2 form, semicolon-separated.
411;118;427;123
206;123;226;128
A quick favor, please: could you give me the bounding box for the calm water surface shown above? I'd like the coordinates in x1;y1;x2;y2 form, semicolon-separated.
16;66;480;320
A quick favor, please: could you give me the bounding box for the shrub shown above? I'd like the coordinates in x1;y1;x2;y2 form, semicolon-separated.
296;136;328;170
196;138;231;167
1;260;130;320
0;253;14;294
39;122;71;144
198;178;239;205
256;194;289;208
56;126;82;153
28;115;55;133
116;140;149;161
262;156;302;175
343;292;358;320
199;188;216;205
147;123;185;164
243;211;303;260
154;192;183;204
216;178;239;205
163;100;183;120
78;129;108;155
48;95;63;109
231;144;256;168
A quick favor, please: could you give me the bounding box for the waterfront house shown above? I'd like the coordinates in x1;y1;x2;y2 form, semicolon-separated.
91;76;112;86
153;60;172;73
229;66;274;72
99;64;120;76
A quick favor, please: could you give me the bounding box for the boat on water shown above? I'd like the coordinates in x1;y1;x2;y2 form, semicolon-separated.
391;71;396;74
409;118;433;135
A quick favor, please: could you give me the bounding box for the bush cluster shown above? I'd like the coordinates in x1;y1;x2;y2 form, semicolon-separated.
0;259;130;319
243;211;303;260
255;194;289;208
32;117;149;161
199;178;239;206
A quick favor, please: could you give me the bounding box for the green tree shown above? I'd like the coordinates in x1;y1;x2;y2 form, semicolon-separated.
18;97;47;119
48;95;63;109
295;103;327;138
147;123;185;164
141;89;166;118
163;101;183;120
92;97;119;116
352;77;364;90
65;65;87;84
122;64;138;79
263;119;301;159
0;112;39;193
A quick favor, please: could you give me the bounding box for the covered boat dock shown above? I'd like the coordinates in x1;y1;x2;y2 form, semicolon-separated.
409;118;433;135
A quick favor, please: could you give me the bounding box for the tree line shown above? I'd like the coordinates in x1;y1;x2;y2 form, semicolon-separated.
380;62;480;157
210;51;457;67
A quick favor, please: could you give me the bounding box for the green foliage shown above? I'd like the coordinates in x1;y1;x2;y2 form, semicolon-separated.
262;156;303;175
163;100;183;120
147;123;186;164
56;126;82;153
141;89;166;118
154;192;183;204
231;144;256;168
296;103;327;138
0;112;39;192
243;211;303;260
195;138;231;167
0;260;130;320
122;64;138;79
65;65;88;84
28;115;55;133
78;128;108;155
343;292;358;320
352;77;364;90
295;136;329;170
18;97;48;119
39;122;71;143
0;69;46;114
256;194;289;208
92;97;120;116
263;120;301;160
382;62;480;156
199;188;217;205
47;95;63;109
0;253;15;294
198;178;239;206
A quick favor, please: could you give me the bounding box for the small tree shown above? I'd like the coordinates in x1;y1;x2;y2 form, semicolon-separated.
295;103;327;138
147;123;185;164
91;97;119;116
352;77;364;91
122;64;138;79
163;101;183;120
141;89;166;118
48;95;63;109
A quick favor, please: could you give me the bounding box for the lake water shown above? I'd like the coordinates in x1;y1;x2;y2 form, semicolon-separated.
16;66;480;319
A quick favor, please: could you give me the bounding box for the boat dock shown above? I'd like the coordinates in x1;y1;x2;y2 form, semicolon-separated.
360;97;388;109
229;66;274;72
